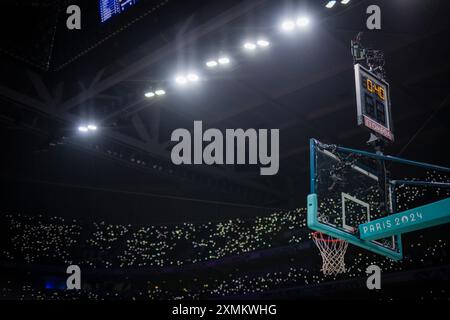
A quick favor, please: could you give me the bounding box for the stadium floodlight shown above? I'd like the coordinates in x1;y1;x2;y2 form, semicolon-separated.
206;60;218;68
187;73;199;82
326;1;336;8
243;42;257;51
144;91;155;98
341;0;350;4
87;124;97;131
281;19;295;32
155;89;166;96
256;39;270;47
78;126;88;133
296;17;310;28
176;73;199;85
218;56;230;65
175;76;188;85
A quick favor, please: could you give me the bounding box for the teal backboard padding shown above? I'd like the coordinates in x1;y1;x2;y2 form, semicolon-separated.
307;193;403;260
359;197;450;241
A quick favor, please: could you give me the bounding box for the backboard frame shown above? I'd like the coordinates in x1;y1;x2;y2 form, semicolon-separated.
307;139;403;260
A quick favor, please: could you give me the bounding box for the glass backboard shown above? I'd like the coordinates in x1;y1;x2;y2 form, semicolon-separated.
307;139;403;260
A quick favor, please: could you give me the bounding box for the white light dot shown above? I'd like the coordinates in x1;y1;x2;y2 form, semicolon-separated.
296;17;310;27
78;126;88;132
206;60;218;68
243;42;256;50
218;57;230;65
281;20;295;32
187;74;199;82
155;89;166;96
256;40;270;47
326;1;337;8
175;76;187;85
144;92;155;98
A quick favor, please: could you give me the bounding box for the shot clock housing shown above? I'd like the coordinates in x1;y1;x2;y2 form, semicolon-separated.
354;64;394;143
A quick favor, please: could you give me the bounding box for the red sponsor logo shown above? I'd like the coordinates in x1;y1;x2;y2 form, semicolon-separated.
363;116;394;141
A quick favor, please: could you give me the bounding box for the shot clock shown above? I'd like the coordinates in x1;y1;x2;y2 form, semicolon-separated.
354;64;394;142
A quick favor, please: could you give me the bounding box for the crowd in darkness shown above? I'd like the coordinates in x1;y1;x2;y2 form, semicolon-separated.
0;174;449;300
1;208;307;269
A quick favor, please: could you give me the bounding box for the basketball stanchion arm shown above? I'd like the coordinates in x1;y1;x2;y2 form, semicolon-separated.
334;145;450;174
359;197;450;241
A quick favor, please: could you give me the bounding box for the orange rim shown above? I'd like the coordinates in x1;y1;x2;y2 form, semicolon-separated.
311;231;345;243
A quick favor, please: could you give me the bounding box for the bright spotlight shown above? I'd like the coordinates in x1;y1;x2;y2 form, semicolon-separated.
218;57;230;65
296;17;310;27
187;73;199;82
206;60;218;68
281;20;295;32
341;0;350;4
87;124;97;131
155;89;166;96
144;92;155;98
78;126;88;133
243;42;256;50
325;1;336;8
175;76;187;85
256;39;270;47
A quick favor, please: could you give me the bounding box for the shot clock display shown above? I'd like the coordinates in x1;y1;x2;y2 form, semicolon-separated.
354;64;394;142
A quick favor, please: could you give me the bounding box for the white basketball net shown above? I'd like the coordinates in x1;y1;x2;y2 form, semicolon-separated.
312;232;348;276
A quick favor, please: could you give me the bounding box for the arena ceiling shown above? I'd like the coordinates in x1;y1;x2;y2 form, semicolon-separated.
0;0;449;223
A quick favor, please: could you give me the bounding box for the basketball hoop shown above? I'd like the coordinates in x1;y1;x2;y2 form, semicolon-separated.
312;232;348;276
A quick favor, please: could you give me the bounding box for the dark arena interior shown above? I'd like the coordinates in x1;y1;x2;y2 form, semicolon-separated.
0;0;450;307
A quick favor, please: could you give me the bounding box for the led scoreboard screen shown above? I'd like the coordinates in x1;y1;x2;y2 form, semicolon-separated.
99;0;139;23
354;64;394;142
